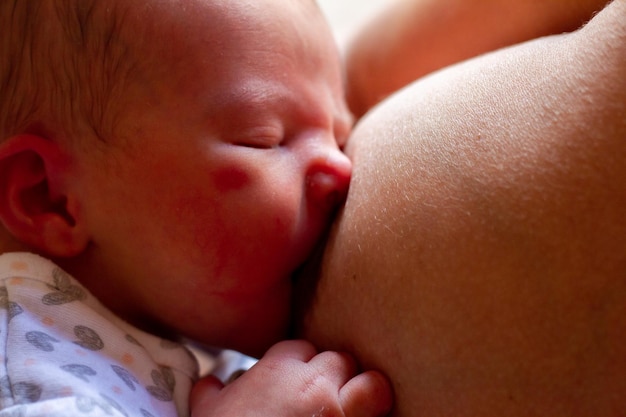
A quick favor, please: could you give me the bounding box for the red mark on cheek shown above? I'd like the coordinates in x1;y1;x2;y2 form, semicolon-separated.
213;166;251;192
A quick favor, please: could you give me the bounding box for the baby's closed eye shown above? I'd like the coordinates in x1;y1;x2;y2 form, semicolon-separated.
233;125;284;149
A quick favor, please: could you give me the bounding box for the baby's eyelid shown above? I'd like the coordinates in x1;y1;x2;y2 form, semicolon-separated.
235;126;284;149
236;140;277;150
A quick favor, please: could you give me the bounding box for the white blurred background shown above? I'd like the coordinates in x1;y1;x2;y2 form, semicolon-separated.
316;0;388;45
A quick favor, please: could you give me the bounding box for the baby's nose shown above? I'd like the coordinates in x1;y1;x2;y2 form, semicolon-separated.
306;150;352;211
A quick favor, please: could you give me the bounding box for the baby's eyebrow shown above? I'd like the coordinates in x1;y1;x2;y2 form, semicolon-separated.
211;80;286;111
198;81;292;130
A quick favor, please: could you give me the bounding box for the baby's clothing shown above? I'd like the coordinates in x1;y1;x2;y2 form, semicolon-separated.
0;252;200;417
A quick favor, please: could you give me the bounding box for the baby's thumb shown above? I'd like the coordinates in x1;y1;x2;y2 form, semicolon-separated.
189;375;224;411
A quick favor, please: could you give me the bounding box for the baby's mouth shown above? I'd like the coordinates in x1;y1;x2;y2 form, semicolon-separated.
288;225;331;338
289;191;347;336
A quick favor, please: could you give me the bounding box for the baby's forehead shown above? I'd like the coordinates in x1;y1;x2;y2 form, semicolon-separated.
103;0;338;99
128;1;324;63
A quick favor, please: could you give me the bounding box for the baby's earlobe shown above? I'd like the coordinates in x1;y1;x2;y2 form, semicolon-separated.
0;135;88;257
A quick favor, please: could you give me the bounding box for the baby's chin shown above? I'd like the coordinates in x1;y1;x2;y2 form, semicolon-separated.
227;305;292;358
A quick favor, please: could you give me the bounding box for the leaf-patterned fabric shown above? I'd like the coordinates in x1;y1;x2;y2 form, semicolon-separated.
0;252;200;417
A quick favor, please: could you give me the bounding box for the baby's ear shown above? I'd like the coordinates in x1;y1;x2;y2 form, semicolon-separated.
0;134;88;257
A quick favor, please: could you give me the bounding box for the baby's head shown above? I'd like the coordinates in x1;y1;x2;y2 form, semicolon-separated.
0;0;352;356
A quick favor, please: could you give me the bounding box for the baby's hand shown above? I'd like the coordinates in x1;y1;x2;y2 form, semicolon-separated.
190;340;393;417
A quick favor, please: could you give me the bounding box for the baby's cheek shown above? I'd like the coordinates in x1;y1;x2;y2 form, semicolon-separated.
213;166;251;192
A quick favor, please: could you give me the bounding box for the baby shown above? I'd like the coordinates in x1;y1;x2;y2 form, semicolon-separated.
0;0;391;416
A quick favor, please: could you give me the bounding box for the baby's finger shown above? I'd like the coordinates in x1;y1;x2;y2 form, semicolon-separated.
261;339;318;362
339;370;394;417
307;350;358;386
189;375;224;411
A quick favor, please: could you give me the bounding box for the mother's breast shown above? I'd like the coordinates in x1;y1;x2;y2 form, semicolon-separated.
294;6;626;414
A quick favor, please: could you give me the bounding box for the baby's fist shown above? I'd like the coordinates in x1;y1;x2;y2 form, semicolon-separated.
190;340;393;417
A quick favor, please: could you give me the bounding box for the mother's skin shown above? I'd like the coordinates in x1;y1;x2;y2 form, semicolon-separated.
295;1;626;416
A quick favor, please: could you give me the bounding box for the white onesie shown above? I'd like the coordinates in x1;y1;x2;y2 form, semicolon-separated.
0;252;200;417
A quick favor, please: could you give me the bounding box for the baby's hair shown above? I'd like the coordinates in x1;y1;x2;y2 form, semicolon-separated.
0;0;139;142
